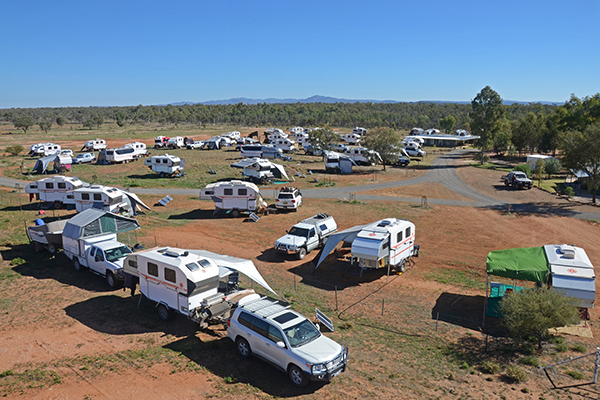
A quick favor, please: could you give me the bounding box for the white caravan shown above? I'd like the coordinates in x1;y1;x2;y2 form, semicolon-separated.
105;146;138;164
122;247;275;327
344;147;382;165
270;137;298;153
70;185;150;216
167;136;185;148
25;176;89;208
82;139;107;152
341;133;361;145
353;127;368;136
223;131;241;140
31;143;61;157
144;154;185;177
200;180;267;217
315;218;420;273
267;131;289;142
289;127;304;135
124;142;147;157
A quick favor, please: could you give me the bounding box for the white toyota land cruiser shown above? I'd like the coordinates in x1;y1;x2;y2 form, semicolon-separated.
227;296;348;387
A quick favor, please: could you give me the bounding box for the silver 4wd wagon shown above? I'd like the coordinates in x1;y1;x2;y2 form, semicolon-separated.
227;296;348;387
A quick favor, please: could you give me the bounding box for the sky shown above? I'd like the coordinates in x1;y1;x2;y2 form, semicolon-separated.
1;0;599;108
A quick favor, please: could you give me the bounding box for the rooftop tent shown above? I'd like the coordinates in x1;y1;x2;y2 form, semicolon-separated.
486;246;549;283
62;208;140;240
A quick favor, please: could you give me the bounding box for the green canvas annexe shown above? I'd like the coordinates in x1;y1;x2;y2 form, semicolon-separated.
486;246;549;283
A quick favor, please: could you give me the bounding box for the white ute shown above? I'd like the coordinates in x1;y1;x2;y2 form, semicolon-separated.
275;213;337;259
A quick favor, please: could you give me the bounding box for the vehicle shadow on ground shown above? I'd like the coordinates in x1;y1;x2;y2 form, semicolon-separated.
484;202;583;218
167;209;217;220
165;335;326;397
64;294;201;337
5;244;120;293
431;292;507;336
287;256;389;291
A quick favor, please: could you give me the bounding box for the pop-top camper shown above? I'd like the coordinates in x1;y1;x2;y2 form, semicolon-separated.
123;247;275;328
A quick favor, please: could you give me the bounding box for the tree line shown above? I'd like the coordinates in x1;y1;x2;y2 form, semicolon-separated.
2;100;557;133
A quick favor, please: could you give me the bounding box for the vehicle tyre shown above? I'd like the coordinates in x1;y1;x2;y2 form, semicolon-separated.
398;259;407;273
231;209;241;218
53;201;62;210
236;337;251;358
47;243;57;254
297;247;307;260
322;236;328;246
288;364;308;387
33;242;43;253
106;271;116;288
157;304;171;321
74;258;83;272
159;172;165;178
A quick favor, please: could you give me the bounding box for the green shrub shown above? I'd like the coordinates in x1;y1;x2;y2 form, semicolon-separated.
5;145;23;156
571;343;587;353
505;365;528;383
548;336;565;344
565;370;585;380
10;257;26;266
520;356;540;367
564;187;575;197
544;158;561;176
513;164;531;177
480;361;501;374
555;343;569;352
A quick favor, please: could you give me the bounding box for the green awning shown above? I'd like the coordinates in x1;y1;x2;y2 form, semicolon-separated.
486;246;549;283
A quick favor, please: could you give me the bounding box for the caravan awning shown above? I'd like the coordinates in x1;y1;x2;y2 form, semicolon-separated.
486;246;549;283
314;224;368;269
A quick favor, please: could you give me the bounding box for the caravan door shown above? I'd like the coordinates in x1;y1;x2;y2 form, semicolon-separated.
391;225;414;266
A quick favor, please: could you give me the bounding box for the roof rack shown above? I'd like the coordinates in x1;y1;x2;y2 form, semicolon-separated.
241;296;291;319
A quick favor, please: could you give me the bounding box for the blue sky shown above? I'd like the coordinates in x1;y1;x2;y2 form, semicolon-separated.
1;1;598;108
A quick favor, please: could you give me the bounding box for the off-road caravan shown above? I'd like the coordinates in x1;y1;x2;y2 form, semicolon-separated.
324;151;357;174
231;158;289;184
31;143;61;157
200;180;267;217
25;175;89;208
314;218;419;273
71;186;150;216
154;136;170;148
167;136;185;149
144;154;185;177
124;142;147;157
353;127;367;136
341;133;361;145
123;247;275;328
105;146;138;164
271;137;298;153
82;139;107;152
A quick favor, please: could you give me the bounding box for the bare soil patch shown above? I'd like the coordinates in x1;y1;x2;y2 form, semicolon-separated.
361;182;474;202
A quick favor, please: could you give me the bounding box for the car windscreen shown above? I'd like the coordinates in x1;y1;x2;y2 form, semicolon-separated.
105;246;132;262
288;227;309;237
284;319;321;348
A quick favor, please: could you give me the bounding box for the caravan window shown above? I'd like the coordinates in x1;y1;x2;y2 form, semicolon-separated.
148;262;158;277
224;188;233;196
162;159;168;164
94;194;102;201
128;260;137;268
58;183;66;189
397;231;403;242
164;268;176;283
405;227;411;238
238;188;247;196
185;262;200;272
45;183;54;189
81;193;90;200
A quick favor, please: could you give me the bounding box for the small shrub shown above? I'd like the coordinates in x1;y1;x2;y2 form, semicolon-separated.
0;369;14;377
565;370;585;380
5;145;23;156
521;387;530;393
520;356;540;367
505;365;528;383
223;375;236;384
460;362;469;370
513;164;531;178
10;257;26;266
480;361;501;374
571;343;587;353
338;322;353;330
555;343;569;353
486;376;494;382
564;187;575;197
548;336;565;344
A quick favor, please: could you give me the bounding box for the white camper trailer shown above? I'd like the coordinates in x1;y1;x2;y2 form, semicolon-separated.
70;185;150;216
545;244;596;309
154;136;170;148
25;175;89;208
270;137;298;153
231;158;290;183
315;218;420;273
82;139;107;152
353;127;367;136
31;143;61;157
341;133;361;145
289;126;304;135
143;154;185;177
122;247;275;327
223;131;241;140
200;180;267;217
344;147;382;165
105;146;138;164
123;142;147;157
167;136;185;149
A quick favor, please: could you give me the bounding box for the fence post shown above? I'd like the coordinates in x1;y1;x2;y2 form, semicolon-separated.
335;286;338;310
381;299;385;316
294;275;296;291
594;347;600;384
435;312;439;331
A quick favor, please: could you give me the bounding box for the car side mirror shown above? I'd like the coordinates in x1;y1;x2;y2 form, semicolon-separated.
276;341;286;348
315;323;321;331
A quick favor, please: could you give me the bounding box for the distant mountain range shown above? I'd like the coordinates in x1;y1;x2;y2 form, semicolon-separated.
169;95;561;106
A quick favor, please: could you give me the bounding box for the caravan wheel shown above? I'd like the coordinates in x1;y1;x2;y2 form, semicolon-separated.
231;209;241;218
398;259;406;273
47;243;57;254
157;304;171;321
159;172;165;178
52;201;62;210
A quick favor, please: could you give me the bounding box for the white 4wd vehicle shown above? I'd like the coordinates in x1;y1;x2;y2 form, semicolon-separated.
227;296;348;387
275;187;302;211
